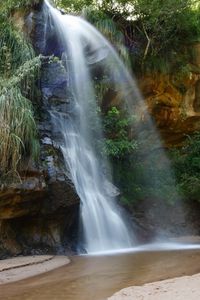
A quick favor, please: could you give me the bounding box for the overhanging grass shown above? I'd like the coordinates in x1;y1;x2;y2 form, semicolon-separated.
0;6;41;178
0;87;39;174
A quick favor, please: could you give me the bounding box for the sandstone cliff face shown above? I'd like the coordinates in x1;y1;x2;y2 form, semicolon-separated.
138;44;200;147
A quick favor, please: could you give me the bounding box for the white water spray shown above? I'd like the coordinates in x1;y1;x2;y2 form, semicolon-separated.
44;0;136;253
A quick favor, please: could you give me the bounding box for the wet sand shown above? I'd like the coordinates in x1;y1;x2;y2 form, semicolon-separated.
0;249;200;300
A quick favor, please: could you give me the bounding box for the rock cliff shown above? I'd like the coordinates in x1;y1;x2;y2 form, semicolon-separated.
0;2;199;257
138;44;200;147
0;2;80;258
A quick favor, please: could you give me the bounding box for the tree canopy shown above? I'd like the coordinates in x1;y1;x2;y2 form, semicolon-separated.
55;0;200;73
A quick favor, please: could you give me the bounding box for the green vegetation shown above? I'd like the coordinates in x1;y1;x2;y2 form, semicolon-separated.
57;0;200;74
53;0;200;207
0;0;41;16
0;0;199;205
55;0;93;12
0;2;41;179
101;107;175;205
110;152;179;207
171;133;200;201
55;0;200;205
0;87;39;175
102;107;138;159
100;105;200;206
83;8;130;65
0;23;35;76
109;132;200;207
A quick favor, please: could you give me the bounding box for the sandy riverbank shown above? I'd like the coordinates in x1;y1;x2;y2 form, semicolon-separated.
0;255;70;284
0;249;200;300
108;273;200;300
108;237;200;300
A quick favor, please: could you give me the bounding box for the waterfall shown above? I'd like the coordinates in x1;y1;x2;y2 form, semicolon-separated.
44;0;136;254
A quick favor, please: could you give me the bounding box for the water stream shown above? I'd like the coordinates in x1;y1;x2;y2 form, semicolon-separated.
43;0;188;255
44;0;135;254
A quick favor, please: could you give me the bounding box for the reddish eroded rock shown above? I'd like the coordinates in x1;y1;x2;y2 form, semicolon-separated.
138;44;200;147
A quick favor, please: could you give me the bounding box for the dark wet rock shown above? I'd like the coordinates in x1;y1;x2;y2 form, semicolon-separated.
29;8;47;54
26;1;64;57
0;148;79;258
0;3;80;259
41;62;69;99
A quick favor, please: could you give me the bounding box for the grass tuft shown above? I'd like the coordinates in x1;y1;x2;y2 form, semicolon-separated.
0;7;41;178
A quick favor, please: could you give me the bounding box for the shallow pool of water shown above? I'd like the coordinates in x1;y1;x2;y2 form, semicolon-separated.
1;246;200;300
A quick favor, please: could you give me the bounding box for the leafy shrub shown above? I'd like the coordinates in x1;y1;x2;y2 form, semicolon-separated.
57;0;200;74
0;6;41;178
102;107;138;158
0;0;41;16
170;132;200;201
0;24;35;76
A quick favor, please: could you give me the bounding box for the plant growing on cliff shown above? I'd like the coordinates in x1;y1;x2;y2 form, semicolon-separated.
171;132;200;201
0;87;38;175
0;0;41;16
102;106;138;159
0;55;41;176
0;20;35;75
0;10;41;178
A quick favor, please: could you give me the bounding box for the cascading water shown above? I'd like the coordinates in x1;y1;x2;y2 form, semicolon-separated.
44;0;187;254
44;0;136;254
